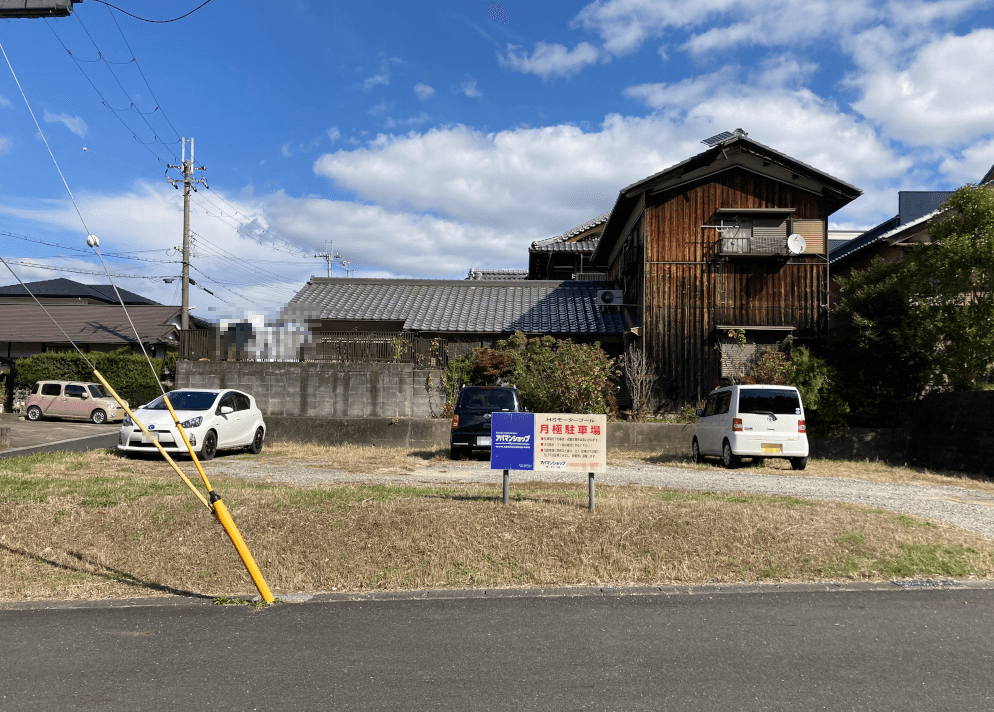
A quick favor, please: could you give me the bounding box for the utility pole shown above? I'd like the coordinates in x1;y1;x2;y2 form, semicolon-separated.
167;137;207;331
315;241;333;278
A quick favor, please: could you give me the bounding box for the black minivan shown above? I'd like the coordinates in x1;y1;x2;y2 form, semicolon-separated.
449;385;524;459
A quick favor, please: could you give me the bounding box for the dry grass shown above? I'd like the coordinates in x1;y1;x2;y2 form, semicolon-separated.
2;446;993;602
610;451;994;494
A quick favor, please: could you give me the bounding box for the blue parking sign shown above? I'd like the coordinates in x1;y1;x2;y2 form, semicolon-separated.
490;412;535;470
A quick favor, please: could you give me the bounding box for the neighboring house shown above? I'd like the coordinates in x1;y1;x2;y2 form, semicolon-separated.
527;213;609;281
0;279;208;360
828;191;952;299
0;304;209;360
282;277;626;359
0;278;162;305
589;128;862;409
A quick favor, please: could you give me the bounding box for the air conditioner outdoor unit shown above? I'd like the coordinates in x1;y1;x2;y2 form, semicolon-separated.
595;289;624;306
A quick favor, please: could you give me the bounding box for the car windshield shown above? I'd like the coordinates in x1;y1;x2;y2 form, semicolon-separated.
87;385;107;399
738;388;801;415
459;388;516;410
145;391;218;411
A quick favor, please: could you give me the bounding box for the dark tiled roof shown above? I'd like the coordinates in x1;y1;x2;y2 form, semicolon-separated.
0;304;206;344
530;213;609;253
466;269;529;281
619;132;861;198
286;278;625;335
829;209;940;266
0;278;161;305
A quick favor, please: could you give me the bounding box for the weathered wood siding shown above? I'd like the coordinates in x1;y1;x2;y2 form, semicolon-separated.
635;168;828;407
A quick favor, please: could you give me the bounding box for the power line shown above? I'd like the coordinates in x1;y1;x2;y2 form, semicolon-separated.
3;259;171;279
45;19;178;166
90;0;216;24
74;11;180;161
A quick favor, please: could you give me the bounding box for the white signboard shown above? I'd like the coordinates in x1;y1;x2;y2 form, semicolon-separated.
533;413;606;473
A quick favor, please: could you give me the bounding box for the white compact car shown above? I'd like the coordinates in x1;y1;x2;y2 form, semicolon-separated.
692;384;809;470
117;388;266;461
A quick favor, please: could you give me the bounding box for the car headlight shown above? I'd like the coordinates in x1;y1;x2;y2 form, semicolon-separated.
180;416;203;429
122;414;133;427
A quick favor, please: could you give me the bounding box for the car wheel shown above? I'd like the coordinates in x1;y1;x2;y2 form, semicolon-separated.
26;405;42;421
90;409;107;424
691;438;702;464
200;430;218;461
722;440;740;469
248;427;264;454
790;456;808;471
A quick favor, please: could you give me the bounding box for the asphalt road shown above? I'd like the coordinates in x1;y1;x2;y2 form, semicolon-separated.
0;417;120;458
2;586;994;711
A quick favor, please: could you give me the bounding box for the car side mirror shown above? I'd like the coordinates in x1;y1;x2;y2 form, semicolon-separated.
695;408;703;417
220;406;234;415
81;392;89;400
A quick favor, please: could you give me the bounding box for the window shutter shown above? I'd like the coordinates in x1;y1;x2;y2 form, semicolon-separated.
789;219;825;254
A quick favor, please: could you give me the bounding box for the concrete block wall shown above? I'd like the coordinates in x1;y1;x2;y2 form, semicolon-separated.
177;360;444;419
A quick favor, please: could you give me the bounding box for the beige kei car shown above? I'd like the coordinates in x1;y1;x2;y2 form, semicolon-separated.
25;381;128;424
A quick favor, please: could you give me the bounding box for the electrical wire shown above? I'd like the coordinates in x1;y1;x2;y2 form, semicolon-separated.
105;3;182;141
1;37;165;395
90;0;216;24
45;20;178;166
3;260;172;279
74;11;179;161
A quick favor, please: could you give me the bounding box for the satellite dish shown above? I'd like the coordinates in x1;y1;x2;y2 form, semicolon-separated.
786;233;806;255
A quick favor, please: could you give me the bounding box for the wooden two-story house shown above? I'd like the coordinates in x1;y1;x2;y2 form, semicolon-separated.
589;129;862;410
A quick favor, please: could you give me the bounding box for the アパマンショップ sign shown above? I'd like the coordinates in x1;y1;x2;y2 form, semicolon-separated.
491;413;606;473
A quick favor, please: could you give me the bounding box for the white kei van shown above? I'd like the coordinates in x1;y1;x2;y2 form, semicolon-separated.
692;385;809;470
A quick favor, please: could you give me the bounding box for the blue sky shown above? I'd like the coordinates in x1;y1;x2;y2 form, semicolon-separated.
1;0;993;317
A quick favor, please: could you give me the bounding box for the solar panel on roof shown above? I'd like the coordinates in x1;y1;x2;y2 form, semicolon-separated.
701;131;734;147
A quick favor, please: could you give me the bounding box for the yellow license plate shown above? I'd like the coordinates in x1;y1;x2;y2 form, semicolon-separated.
761;443;782;453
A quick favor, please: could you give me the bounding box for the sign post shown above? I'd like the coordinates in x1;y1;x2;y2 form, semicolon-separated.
491;412;606;511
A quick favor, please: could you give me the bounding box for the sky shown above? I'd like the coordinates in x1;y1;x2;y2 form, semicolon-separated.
1;0;993;319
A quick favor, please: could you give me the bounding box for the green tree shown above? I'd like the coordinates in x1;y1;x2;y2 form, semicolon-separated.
444;332;618;415
831;258;931;425
898;184;994;389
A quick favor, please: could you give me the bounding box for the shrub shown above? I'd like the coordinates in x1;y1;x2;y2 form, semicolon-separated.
15;348;165;407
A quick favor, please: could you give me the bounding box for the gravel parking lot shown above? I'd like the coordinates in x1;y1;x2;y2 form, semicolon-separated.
203;456;994;540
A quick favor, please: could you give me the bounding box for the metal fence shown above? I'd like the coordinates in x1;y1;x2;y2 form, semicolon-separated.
179;328;447;367
314;332;447;368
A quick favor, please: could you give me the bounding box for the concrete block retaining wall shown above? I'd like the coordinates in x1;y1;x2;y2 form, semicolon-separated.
177;360;445;419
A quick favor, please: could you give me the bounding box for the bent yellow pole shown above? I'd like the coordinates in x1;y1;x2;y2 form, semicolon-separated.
93;370;274;603
160;393;273;603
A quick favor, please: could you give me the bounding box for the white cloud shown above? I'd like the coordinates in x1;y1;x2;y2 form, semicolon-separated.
0;136;10;156
43;110;87;137
938;138;994;184
363;73;390;91
851;29;994;147
0;95;11;108
326;127;341;142
499;41;600;80
461;78;482;98
361;56;403;92
281;143;293;158
414;83;435;100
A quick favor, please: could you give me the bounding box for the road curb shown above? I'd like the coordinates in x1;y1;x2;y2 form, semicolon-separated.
3;578;993;611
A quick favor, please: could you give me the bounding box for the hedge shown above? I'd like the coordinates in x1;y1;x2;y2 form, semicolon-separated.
14;349;165;408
